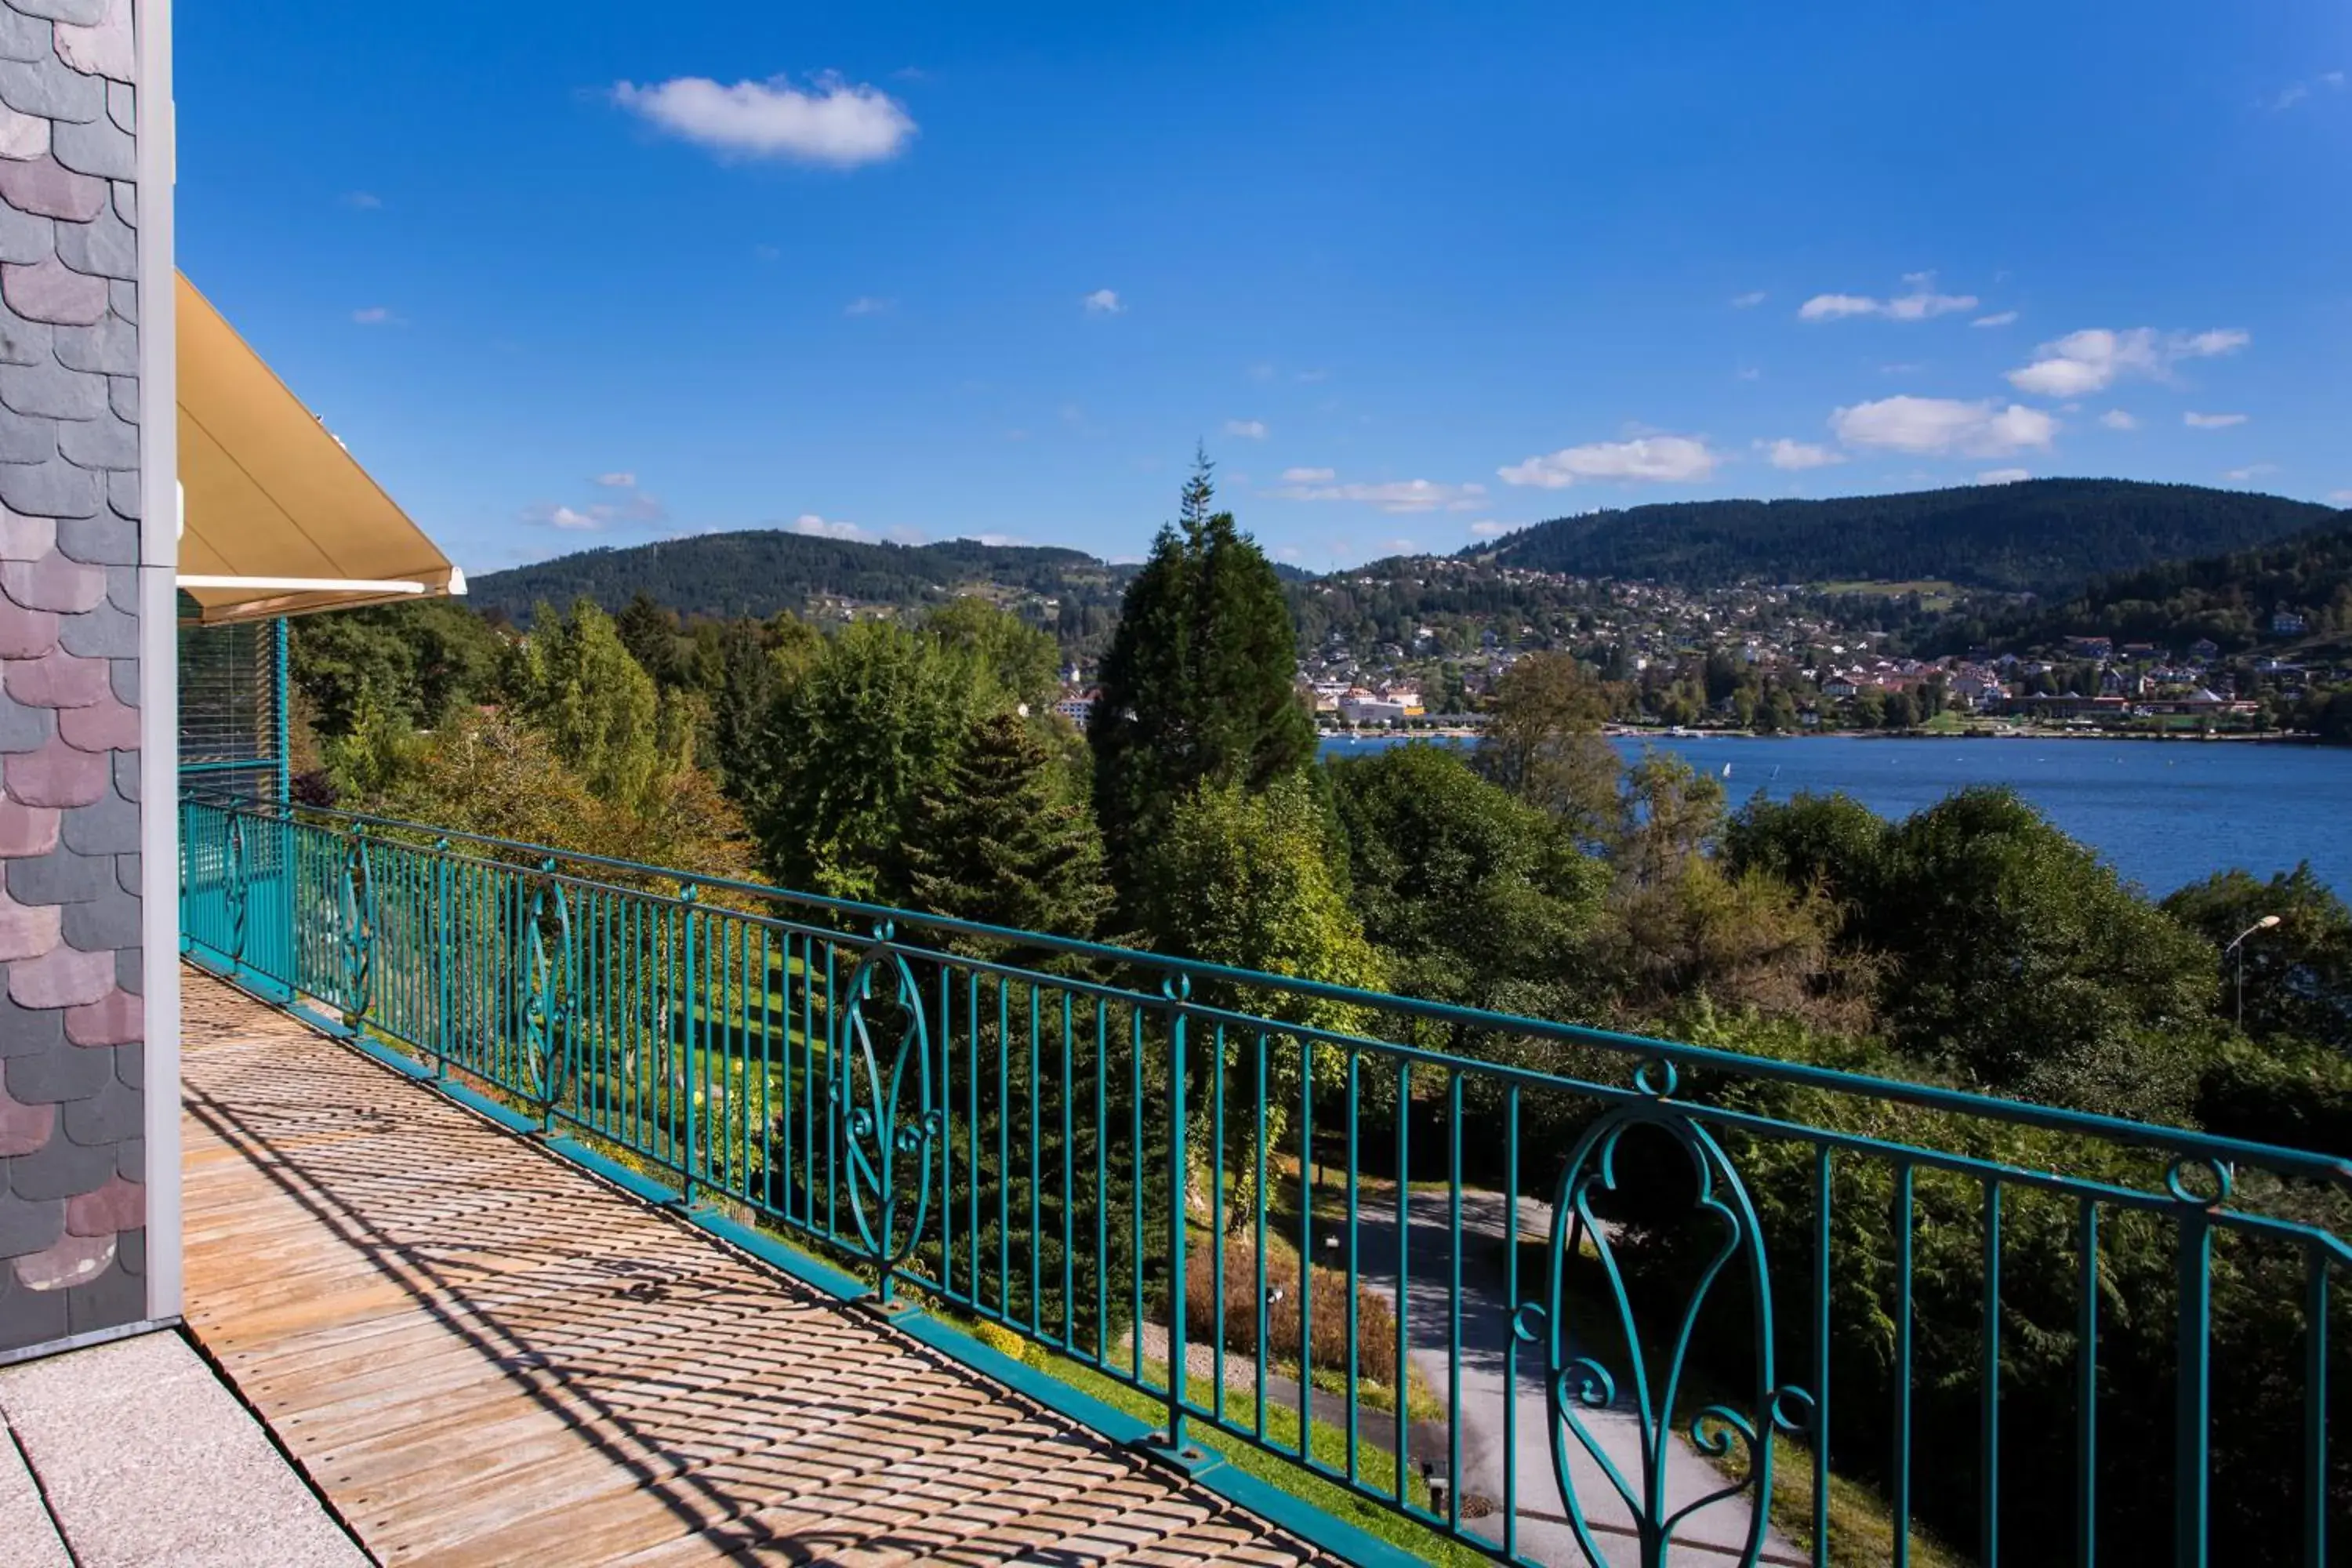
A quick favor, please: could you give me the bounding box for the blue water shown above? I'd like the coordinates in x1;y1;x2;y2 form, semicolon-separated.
1319;733;2352;896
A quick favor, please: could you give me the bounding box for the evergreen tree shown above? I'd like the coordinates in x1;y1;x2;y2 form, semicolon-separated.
702;618;781;795
1091;454;1315;909
902;712;1112;960
614;591;684;686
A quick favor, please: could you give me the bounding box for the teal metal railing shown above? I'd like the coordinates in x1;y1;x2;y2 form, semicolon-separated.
177;793;2350;1568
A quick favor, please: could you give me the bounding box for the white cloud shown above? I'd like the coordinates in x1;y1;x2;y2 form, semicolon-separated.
341;191;382;210
1759;437;1846;471
522;503;604;532
2184;411;2248;428
1976;468;2031;485
1798;277;1978;322
1829;395;2058;456
844;296;894;315
1247;363;1276;381
1798;293;1879;321
1224;419;1269;439
2270;83;2313;111
972;532;1030;547
351;307;394;325
612;74;916;166
1498;435;1720;488
790;514;873;540
2330;490;2352;505
593;472;636;488
1731;291;1767;309
2006;326;2249;397
1281;466;1336;483
1378;538;1419;555
1271;477;1487;513
2223;464;2278;482
2097;409;2139;431
1973;311;2018;328
1467;520;1510;539
1082;289;1124;314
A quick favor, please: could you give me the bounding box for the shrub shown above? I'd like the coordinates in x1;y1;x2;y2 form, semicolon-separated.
1183;1235;1400;1386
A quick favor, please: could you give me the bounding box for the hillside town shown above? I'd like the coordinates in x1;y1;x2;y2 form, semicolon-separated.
1043;567;2352;739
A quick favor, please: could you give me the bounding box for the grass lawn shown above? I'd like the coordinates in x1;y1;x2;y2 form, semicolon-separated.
949;1312;1494;1566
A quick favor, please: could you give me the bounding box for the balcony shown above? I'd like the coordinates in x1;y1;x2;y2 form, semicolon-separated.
166;793;2349;1566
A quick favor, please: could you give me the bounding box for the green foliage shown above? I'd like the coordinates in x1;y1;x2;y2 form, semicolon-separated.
695;615;811;794
289;598;506;737
1327;742;1602;1003
923;597;1062;710
744;619;1010;902
468;530;1131;650
1722;789;1891;912
1675;1004;2352;1566
902;711;1113;956
1474;479;2338;595
514;598;688;814
1091;460;1316;907
1473;651;1621;841
1726;786;2230;1120
348;703;747;880
2162;862;2352;1051
613;590;688;686
1871;788;2220;1118
1145;775;1385;1036
1949;521;2352;657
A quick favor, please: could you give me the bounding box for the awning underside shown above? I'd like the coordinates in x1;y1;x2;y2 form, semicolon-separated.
176;274;461;626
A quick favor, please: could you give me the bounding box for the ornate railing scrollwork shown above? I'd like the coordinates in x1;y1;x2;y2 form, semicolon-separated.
834;921;942;1281
337;825;376;1026
523;858;575;1113
1542;1080;1809;1568
224;811;249;964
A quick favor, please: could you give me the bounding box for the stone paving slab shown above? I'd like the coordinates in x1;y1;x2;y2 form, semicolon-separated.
0;1328;368;1567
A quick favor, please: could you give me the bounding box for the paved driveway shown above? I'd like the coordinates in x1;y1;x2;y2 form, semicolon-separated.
1346;1184;1803;1567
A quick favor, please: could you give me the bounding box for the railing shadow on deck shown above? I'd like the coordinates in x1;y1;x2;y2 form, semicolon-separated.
182;986;1311;1564
178;791;2352;1568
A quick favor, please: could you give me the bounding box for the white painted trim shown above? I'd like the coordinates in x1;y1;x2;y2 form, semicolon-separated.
177;575;427;595
135;0;182;1328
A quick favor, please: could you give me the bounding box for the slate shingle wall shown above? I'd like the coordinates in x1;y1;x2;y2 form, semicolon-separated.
0;0;140;1358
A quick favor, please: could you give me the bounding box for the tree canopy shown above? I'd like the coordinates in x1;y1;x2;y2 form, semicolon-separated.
1090;459;1316;909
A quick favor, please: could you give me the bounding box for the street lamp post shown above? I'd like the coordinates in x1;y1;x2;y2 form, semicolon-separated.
2223;914;2283;1031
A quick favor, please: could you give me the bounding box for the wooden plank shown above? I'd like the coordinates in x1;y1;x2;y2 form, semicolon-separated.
177;970;1330;1566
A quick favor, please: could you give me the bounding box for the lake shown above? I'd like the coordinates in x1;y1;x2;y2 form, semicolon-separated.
1318;733;2352;896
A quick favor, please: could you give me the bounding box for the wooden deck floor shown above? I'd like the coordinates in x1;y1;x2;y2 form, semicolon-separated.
179;970;1331;1566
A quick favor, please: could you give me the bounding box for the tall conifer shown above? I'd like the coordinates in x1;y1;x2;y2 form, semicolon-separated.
1090;452;1314;909
904;712;1112;960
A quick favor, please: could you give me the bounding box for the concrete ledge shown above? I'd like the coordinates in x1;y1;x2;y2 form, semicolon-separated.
0;1329;367;1567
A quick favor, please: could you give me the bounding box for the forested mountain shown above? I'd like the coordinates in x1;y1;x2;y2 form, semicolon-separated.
470;532;1136;643
471;481;2346;656
1936;523;2352;656
1466;479;2341;593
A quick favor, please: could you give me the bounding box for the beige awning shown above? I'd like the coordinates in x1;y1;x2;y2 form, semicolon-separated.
176;273;463;625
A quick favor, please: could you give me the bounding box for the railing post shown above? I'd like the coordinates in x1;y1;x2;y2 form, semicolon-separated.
2176;1208;2212;1568
1164;975;1191;1457
681;883;700;1207
433;839;452;1079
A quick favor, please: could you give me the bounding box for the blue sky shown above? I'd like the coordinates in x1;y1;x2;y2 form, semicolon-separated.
180;2;2350;575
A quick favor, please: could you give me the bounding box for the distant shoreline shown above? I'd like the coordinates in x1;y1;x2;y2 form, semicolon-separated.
1316;725;2327;746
